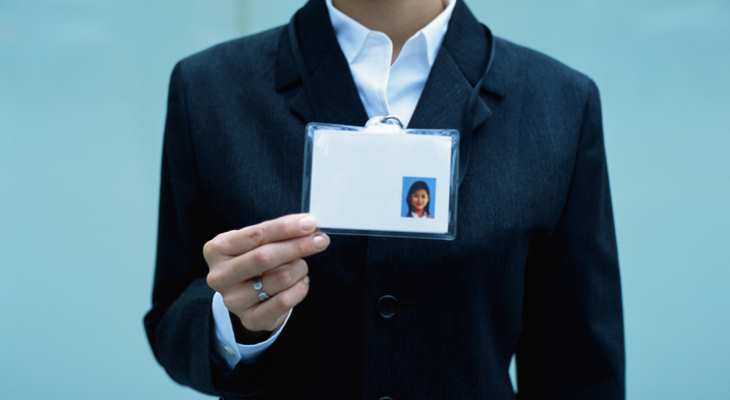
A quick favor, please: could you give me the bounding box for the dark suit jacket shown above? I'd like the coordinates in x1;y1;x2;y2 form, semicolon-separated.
143;1;625;399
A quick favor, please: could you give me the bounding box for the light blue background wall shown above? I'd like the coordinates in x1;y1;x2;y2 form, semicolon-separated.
1;1;728;398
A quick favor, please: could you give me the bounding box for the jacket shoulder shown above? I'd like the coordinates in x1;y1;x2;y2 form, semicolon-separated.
172;25;285;87
494;36;598;98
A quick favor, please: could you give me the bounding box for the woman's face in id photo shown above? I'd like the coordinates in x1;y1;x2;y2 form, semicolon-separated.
410;189;429;213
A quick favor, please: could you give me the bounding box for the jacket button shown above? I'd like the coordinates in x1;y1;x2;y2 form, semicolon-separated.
377;295;398;319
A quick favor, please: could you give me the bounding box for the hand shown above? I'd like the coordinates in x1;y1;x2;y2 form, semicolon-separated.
204;213;330;333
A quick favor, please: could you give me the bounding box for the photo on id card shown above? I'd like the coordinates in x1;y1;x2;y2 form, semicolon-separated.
301;122;459;240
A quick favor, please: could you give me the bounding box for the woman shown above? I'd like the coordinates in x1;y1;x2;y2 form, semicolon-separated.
405;180;433;218
144;0;625;398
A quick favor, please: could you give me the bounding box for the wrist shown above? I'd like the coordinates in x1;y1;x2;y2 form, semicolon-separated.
229;311;273;344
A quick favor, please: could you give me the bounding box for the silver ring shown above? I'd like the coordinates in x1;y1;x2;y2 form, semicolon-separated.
253;277;270;302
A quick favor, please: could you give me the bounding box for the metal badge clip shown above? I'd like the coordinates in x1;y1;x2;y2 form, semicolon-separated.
364;115;404;134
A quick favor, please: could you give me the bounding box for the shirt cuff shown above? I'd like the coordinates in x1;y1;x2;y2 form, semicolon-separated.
211;291;292;369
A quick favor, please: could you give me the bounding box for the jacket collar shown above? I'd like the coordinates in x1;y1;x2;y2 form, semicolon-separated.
275;0;510;121
274;0;513;182
275;0;367;126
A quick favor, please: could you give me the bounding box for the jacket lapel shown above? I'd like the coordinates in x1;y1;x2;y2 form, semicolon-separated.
275;0;512;184
409;0;506;185
275;0;368;126
409;0;492;130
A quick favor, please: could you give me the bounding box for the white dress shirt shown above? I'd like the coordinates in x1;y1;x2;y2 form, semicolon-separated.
212;0;456;368
329;0;455;127
409;211;432;219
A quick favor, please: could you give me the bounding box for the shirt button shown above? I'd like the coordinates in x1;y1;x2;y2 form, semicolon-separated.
378;396;393;400
223;345;235;356
377;295;398;319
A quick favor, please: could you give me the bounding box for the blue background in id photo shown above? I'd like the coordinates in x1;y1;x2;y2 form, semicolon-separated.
401;177;437;218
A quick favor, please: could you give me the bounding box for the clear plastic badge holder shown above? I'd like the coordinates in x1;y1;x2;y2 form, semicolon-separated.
301;116;459;240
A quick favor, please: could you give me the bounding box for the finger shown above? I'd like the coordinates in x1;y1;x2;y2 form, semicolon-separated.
220;259;308;312
202;230;237;266
212;213;318;257
219;232;329;284
240;275;310;332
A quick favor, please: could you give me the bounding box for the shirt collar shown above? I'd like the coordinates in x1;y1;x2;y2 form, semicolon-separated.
325;0;456;67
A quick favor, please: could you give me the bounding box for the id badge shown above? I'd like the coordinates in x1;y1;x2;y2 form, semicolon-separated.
301;116;459;240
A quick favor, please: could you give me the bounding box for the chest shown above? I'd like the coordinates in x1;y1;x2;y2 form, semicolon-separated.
197;91;572;256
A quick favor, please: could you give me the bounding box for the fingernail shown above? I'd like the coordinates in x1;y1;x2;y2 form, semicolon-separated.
312;233;330;249
299;216;317;233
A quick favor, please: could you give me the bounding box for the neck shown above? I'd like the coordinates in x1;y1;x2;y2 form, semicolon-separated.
333;0;446;62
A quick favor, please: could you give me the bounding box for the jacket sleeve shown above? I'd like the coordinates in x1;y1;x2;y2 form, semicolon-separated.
143;62;269;397
516;80;626;399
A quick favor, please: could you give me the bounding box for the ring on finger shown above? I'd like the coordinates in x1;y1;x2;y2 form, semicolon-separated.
253;276;270;302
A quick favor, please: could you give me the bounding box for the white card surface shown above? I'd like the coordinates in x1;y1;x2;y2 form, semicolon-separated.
306;128;456;235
